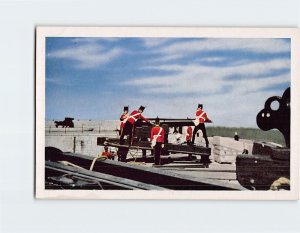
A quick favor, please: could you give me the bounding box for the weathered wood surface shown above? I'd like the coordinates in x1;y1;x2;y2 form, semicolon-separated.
45;147;242;190
46;161;168;190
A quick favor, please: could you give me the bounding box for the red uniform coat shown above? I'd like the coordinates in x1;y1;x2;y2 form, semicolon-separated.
127;110;148;124
195;109;209;124
101;151;113;158
150;126;165;143
186;126;193;141
120;113;127;129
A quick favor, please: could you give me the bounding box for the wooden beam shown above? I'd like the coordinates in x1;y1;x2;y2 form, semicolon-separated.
45;147;242;190
46;161;168;190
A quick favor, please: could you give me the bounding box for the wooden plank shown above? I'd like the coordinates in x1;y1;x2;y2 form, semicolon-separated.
108;142;153;151
46;161;168;190
167;149;208;156
45;147;242;190
98;137;210;155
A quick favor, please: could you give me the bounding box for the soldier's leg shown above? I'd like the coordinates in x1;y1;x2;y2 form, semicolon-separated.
142;149;146;158
200;124;209;147
154;144;158;165
119;123;128;145
191;124;200;144
122;148;129;162
128;124;133;146
119;134;125;145
154;143;162;165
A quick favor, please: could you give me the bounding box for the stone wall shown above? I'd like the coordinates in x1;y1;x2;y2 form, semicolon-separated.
45;120;120;157
46;120;119;133
212;136;253;164
45;135;108;157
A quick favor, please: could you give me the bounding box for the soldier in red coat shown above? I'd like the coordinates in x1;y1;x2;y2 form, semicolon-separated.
150;117;165;165
191;104;212;147
119;106;129;135
119;105;149;146
99;146;115;160
186;126;193;145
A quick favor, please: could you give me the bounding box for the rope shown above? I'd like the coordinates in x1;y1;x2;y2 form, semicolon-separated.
57;159;107;189
127;146;146;165
89;156;107;171
128;148;139;158
59;161;85;169
58;156;107;172
270;177;290;191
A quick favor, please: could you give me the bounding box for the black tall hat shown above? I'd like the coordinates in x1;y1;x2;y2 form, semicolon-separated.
123;106;129;112
155;117;160;125
198;104;203;109
139;105;145;111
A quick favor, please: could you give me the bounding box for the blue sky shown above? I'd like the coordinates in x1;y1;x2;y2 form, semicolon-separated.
46;37;290;127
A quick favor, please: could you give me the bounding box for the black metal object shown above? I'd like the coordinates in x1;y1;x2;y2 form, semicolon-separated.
97;137;211;167
236;142;290;190
54;117;74;128
236;88;290;190
111;117;212;165
135;122;169;143
147;118;195;127
97;138;210;154
256;87;290;147
45;147;241;190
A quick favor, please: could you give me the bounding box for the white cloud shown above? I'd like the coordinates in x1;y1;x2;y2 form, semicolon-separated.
122;86;286;128
46;77;73;86
47;44;123;68
121;55;290;128
149;52;224;65
197;57;228;62
142;38;290;67
125;58;290;95
142;38;174;47
159;38;290;54
148;54;182;63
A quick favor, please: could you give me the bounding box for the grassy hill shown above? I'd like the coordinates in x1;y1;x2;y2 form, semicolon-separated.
206;126;285;146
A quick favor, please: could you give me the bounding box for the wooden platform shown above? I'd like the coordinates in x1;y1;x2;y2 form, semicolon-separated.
45;147;244;190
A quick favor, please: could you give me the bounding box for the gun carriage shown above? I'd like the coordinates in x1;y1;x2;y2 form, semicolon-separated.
97;118;212;167
54;117;74;128
236;88;290;190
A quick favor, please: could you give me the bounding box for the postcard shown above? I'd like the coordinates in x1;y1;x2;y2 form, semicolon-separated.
36;27;299;199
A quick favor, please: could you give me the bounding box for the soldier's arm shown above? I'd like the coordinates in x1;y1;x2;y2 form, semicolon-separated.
161;128;165;142
205;113;212;122
140;114;149;122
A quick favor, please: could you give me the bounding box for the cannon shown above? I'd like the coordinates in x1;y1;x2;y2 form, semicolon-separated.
97;118;211;167
54;117;74;128
236;88;290;190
